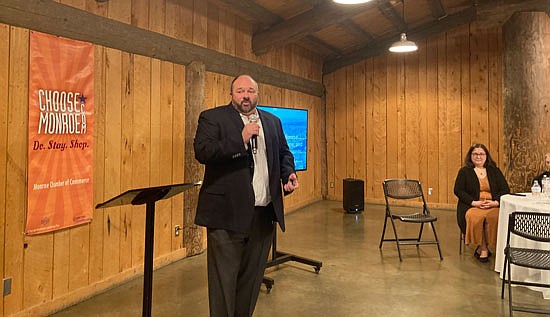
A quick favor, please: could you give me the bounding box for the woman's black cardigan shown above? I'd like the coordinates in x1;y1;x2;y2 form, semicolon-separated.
453;165;510;233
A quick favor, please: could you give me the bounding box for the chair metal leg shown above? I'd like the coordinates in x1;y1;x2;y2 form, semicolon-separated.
501;254;508;299
508;258;513;316
389;217;403;262
416;223;424;248
430;222;443;260
379;215;389;249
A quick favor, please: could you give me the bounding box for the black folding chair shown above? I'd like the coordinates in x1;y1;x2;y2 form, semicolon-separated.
379;179;443;262
501;211;550;316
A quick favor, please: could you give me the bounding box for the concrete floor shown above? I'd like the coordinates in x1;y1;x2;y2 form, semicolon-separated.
51;200;550;316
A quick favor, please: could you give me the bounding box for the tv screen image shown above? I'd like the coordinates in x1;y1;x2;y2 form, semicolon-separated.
257;105;308;171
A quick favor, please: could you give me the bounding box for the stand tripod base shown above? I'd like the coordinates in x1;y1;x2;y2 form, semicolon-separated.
261;224;322;291
262;250;322;291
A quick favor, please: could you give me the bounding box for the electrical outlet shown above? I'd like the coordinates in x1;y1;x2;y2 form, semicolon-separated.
428;187;433;196
329;182;334;188
174;225;181;237
3;277;12;296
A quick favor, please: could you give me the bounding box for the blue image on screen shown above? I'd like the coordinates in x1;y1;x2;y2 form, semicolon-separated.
257;105;308;171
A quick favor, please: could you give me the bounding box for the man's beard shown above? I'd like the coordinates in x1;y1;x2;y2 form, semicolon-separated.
232;98;257;114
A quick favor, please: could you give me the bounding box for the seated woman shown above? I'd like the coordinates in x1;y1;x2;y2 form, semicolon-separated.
533;152;550;186
454;144;510;262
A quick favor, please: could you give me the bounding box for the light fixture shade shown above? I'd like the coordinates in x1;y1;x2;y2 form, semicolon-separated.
389;33;418;53
332;0;373;4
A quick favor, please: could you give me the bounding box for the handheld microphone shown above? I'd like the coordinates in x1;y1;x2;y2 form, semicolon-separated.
249;114;258;154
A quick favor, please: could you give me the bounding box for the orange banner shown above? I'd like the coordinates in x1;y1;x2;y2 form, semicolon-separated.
26;32;94;235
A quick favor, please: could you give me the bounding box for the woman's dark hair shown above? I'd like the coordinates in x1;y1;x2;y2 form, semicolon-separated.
464;143;496;168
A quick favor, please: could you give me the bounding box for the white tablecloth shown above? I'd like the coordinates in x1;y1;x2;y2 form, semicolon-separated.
494;193;550;299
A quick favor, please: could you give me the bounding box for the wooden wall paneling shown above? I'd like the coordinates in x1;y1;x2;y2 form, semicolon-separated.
119;52;134;271
4;26;29;315
386;54;398;180
23;234;53;309
365;59;374;198
222;11;236;57
150;62;161;185
176;0;194;42
171;64;185;251
205;72;215;108
488;27;501;167
131;55;152;265
417;40;429;194
85;0;108;17
426;36;439;202
333;68;347;200
157;61;174;257
460;25;472;163
106;0;131;24
52;230;70;299
207;3;220;51
68;226;90;291
469;24;489;146
193;0;208;48
315;95;323;198
437;33;448;203
149;0;165;34
446;28;463;204
132;0;149;29
165;0;179;38
101;1;127;276
353;61;366;183
89;45;106;283
151;59;171;258
234;18;254;61
0;23;8;315
324;73;335;198
103;47;122;278
395;54;406;179
497;27;504;166
405;52;420;182
61;0;86;9
373;55;387;199
345;66;354;178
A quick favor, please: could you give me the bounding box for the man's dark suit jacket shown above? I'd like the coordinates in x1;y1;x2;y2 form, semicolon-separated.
453;165;510;233
193;104;295;234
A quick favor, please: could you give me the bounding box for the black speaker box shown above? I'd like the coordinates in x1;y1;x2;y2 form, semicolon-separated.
343;178;364;212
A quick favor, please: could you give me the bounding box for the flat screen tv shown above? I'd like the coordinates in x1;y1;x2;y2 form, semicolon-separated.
257;105;308;171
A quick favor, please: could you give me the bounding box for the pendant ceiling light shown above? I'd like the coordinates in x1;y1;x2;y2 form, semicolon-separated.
333;0;373;4
389;0;417;53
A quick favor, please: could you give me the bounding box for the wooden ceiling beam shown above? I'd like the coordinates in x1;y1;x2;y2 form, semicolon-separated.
378;0;407;31
207;0;282;28
475;0;550;28
252;0;381;55
305;35;344;56
426;0;447;19
339;20;375;45
0;0;324;96
323;6;477;74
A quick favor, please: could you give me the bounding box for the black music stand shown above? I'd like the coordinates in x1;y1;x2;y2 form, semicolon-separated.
95;181;201;317
263;223;322;292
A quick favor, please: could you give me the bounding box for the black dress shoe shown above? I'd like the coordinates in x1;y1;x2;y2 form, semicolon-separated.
478;256;489;263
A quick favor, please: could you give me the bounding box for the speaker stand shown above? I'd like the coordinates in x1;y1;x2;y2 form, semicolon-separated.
262;224;322;292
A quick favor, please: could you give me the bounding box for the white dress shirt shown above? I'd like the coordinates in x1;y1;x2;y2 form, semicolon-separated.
241;112;271;206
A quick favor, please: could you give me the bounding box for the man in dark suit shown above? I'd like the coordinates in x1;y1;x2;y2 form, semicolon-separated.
194;74;299;317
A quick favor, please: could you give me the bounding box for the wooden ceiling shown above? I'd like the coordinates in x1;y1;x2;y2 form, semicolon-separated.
208;0;550;73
